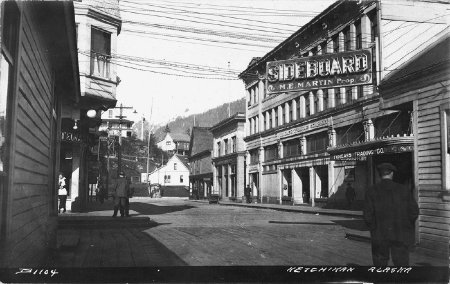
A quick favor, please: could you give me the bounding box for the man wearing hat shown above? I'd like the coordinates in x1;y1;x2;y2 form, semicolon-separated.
112;171;130;217
363;162;419;266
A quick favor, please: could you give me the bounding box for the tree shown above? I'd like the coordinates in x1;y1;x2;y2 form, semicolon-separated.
164;124;170;133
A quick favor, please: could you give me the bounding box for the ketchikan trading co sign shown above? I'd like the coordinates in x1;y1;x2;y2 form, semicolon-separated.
266;49;372;94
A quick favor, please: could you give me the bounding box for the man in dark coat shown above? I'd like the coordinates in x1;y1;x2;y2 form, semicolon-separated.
363;163;419;266
244;185;252;203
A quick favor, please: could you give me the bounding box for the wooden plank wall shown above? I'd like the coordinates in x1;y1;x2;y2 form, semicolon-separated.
416;79;450;258
7;8;54;266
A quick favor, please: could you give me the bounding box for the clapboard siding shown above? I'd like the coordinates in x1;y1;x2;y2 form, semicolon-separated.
420;208;450;218
419;215;450;225
6;8;54;266
386;58;450;257
21;15;52;95
415;76;449;257
419;226;450;238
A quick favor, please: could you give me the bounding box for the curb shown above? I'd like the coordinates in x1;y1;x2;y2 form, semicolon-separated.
195;200;363;219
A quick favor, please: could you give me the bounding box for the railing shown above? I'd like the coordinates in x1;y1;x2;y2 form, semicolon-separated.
90;51;111;79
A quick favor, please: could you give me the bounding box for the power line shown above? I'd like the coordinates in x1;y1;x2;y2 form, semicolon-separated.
119;31;268;52
119;8;296;36
122;20;288;42
79;49;244;74
120;0;303;28
121;27;276;48
126;0;322;16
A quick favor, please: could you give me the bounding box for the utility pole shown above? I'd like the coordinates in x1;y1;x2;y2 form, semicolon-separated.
115;103;133;175
146;98;153;185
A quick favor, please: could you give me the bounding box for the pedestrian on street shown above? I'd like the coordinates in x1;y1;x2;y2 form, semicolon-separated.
112;171;130;217
363;162;419;266
345;183;356;208
58;172;68;213
245;185;252;203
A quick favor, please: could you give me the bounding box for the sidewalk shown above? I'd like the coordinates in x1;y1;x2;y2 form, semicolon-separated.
55;199;187;267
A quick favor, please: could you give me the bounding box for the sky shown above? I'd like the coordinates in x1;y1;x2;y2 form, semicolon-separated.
115;0;335;125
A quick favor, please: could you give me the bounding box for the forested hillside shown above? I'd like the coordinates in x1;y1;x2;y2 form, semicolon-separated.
153;97;245;139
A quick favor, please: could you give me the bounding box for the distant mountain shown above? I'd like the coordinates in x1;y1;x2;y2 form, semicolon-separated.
154;97;245;140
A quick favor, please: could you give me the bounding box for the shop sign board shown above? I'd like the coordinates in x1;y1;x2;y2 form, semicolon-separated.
266;49;372;94
61;131;82;143
277;118;329;139
331;144;413;161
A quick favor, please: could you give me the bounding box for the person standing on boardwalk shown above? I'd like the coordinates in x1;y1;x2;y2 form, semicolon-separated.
345;183;356;208
58;172;68;213
112;171;129;217
363;163;419;266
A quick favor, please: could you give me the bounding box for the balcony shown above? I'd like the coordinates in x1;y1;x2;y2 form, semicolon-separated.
90;51;111;79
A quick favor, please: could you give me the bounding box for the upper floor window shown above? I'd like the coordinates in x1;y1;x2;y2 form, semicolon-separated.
320;42;327;54
224;138;229;154
166;141;171;145
288;102;293;122
249;149;259;164
334;88;341;106
180;175;184;183
275;109;279;126
217;141;221;156
344;27;351;51
231;136;236;152
369;11;378;43
263;112;267;131
355;20;362;49
333;36;339;53
108;110;113;118
91;27;111;79
269;111;273;128
337;123;364;146
283;139;300;158
264;145;278;161
307;132;328;154
346;87;353;104
174;163;177;170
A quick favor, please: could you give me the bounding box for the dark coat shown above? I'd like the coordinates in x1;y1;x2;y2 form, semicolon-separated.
363;179;419;246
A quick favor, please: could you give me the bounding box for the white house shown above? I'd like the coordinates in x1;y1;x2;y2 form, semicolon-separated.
156;132;190;155
99;103;135;138
144;155;189;186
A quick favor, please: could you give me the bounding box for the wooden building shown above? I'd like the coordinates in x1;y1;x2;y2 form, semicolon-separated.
157;132;191;156
239;0;448;208
211;113;247;202
189;127;213;199
59;0;122;212
0;1;80;266
379;35;450;258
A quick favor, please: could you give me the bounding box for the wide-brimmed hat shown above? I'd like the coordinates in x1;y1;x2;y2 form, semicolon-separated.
377;162;397;172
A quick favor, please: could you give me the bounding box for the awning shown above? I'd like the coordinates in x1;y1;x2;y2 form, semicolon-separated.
328;136;414;161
